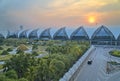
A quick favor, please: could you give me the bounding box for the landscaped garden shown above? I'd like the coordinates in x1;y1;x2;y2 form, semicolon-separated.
0;38;90;81
109;50;120;57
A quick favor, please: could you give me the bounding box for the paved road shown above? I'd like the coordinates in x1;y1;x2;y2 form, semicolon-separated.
75;46;120;81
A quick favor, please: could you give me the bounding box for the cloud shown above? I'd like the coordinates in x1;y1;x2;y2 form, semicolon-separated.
0;0;120;31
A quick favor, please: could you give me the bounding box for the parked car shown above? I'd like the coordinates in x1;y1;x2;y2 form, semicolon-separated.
87;60;92;65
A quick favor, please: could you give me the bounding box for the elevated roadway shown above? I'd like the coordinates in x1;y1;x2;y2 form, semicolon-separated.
75;46;120;81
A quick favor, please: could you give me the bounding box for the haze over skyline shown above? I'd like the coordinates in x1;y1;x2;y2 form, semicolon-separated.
0;0;120;36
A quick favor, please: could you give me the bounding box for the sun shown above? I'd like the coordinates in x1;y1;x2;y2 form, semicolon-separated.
88;16;96;23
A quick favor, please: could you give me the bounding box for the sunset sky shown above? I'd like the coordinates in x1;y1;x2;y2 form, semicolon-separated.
0;0;120;35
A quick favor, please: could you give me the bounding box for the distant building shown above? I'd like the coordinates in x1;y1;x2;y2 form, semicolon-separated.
1;25;119;45
70;26;89;41
117;34;120;45
39;28;52;40
53;27;69;40
28;29;38;40
91;25;116;45
0;33;5;39
19;30;28;38
6;30;17;38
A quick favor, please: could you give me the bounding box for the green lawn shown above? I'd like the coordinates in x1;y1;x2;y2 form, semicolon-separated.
0;55;13;61
0;50;3;54
109;50;120;57
33;46;48;54
0;64;3;69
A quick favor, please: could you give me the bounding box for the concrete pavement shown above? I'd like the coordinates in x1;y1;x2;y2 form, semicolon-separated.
75;46;120;81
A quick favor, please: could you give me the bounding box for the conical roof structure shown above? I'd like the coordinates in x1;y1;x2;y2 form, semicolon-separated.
0;33;4;39
39;28;52;40
117;34;120;40
70;26;89;40
7;30;17;38
19;30;28;38
53;27;69;40
117;34;120;45
91;25;115;45
28;29;38;39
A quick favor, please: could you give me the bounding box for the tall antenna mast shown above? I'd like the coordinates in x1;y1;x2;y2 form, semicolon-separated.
20;25;23;30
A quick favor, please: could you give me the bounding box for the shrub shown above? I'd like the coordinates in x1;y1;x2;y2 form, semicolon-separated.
5;70;18;79
16;50;24;54
1;50;9;55
7;48;13;52
32;51;39;56
0;47;3;50
18;78;28;81
0;74;6;81
109;50;120;57
32;44;38;50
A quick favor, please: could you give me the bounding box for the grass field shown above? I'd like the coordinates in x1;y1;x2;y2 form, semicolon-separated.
109;50;120;57
0;55;13;61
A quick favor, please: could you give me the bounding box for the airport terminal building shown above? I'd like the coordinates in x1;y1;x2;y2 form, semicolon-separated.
0;25;119;45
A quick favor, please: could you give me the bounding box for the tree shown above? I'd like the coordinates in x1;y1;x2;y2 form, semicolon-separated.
5;70;18;79
18;78;28;81
49;59;65;80
0;74;16;81
24;66;37;81
7;48;13;52
36;59;50;81
32;44;38;50
70;46;83;57
4;53;37;78
0;38;4;45
0;74;6;81
1;50;9;55
0;46;3;50
32;51;39;56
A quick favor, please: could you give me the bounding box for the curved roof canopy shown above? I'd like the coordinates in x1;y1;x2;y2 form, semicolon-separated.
53;27;69;40
19;30;28;38
0;33;4;39
91;25;115;41
7;31;17;38
28;29;38;39
117;34;120;45
39;28;52;40
117;34;120;41
70;26;89;40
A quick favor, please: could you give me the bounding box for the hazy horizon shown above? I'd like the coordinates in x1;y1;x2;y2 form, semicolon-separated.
0;0;120;37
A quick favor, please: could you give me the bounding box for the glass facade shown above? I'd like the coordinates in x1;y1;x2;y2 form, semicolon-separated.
28;29;38;39
39;28;51;40
19;30;28;38
7;31;17;38
117;34;120;45
70;26;89;40
53;27;69;40
0;33;4;39
91;25;115;45
1;26;119;45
